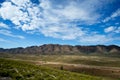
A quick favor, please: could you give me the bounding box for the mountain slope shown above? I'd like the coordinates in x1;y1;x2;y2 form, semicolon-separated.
0;44;120;55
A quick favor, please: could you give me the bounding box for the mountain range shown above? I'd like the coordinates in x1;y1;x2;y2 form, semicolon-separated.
0;44;120;55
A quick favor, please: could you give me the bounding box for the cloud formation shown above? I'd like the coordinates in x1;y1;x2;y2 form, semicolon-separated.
0;38;9;42
0;30;25;39
103;9;120;22
0;0;118;44
104;26;120;33
80;34;111;44
0;22;9;29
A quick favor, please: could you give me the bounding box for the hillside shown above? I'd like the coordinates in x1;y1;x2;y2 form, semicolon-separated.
0;58;102;80
0;44;120;55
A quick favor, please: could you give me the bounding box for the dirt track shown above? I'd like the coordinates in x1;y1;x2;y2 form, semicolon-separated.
36;61;120;70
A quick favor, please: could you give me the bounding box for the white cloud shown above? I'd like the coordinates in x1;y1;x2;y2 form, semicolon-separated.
0;2;20;20
11;0;29;6
104;26;116;33
0;30;25;39
0;38;9;42
39;0;51;9
115;27;120;33
0;1;28;26
0;22;9;29
55;3;97;22
41;24;85;40
0;0;41;31
104;26;120;33
103;9;120;22
0;0;87;40
39;0;100;24
0;0;118;44
111;9;120;18
102;17;111;23
80;34;111;43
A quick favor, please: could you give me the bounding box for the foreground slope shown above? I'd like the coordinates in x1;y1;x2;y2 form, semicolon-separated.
0;58;102;80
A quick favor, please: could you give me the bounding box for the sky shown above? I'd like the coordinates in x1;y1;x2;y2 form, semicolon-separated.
0;0;120;48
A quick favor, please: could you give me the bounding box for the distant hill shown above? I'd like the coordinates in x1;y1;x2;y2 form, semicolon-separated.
0;44;120;55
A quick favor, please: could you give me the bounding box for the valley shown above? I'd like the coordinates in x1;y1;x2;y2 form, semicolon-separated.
0;54;120;80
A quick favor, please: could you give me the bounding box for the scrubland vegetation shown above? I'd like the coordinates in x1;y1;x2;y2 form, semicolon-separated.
0;58;102;80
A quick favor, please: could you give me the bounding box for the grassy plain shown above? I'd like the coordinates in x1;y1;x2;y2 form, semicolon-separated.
0;58;103;80
0;53;120;80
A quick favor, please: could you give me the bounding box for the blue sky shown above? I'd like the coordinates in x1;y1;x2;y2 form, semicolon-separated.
0;0;120;48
